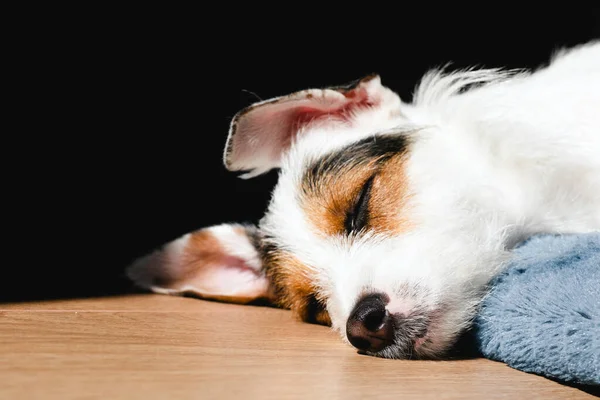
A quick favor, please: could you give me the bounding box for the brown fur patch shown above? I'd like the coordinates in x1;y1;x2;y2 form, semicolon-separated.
368;153;412;234
262;246;331;326
302;159;380;236
301;152;411;237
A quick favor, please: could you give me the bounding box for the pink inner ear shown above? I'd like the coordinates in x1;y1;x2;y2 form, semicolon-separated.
186;255;269;301
293;89;375;125
226;80;381;178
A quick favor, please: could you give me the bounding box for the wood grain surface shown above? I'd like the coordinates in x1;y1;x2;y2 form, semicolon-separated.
0;294;595;399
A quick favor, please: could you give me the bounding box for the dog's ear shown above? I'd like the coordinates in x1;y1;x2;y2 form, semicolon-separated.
224;74;402;178
127;224;273;304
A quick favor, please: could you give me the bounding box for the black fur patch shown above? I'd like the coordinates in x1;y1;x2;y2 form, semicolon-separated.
302;133;410;194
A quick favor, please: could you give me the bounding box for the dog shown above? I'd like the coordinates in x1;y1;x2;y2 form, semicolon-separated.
128;42;600;359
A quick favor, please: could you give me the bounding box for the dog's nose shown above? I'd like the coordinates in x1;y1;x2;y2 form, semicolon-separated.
346;294;394;352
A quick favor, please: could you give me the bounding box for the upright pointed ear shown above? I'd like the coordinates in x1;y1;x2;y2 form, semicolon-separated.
224;74;402;178
126;224;273;304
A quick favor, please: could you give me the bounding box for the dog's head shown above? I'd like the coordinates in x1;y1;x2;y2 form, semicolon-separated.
129;75;500;359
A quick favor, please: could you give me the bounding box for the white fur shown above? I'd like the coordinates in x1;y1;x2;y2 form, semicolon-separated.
260;41;600;356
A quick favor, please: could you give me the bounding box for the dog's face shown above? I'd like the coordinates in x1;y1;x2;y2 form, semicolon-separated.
129;75;499;359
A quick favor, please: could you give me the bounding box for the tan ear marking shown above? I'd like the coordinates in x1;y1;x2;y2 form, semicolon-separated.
127;224;272;304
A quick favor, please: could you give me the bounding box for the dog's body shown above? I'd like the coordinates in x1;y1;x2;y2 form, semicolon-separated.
128;42;600;359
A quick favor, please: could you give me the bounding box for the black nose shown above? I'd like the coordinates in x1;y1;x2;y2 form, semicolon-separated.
346;294;394;352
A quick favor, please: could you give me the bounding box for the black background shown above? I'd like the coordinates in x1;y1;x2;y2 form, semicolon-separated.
7;8;599;302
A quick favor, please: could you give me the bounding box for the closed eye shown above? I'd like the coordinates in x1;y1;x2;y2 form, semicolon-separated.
345;175;375;234
304;294;331;326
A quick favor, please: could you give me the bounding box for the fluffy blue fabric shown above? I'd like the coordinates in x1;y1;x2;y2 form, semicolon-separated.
474;233;600;385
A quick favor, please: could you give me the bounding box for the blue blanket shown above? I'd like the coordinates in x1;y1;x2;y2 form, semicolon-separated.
474;233;600;385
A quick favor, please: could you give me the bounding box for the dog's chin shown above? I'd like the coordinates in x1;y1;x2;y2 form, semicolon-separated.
358;311;470;360
360;334;449;360
361;333;457;360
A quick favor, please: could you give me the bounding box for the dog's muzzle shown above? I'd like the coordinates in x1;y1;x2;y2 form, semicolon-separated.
346;293;429;355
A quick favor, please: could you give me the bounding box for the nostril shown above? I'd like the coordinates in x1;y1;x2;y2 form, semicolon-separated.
363;306;386;332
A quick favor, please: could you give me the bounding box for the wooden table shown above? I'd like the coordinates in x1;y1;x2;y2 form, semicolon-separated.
0;294;595;399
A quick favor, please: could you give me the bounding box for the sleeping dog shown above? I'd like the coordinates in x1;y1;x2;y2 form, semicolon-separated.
128;42;600;359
